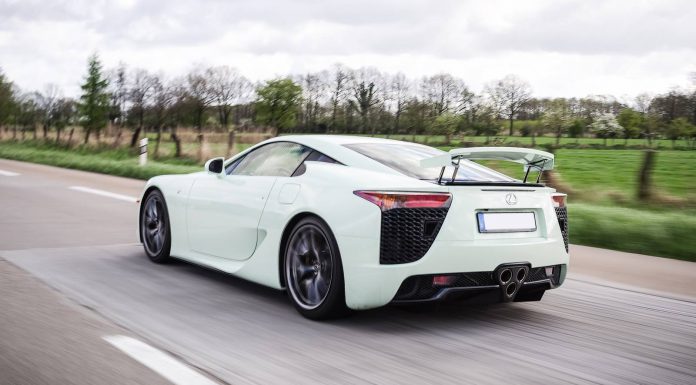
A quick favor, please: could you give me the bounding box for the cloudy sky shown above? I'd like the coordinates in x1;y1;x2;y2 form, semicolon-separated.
1;0;694;99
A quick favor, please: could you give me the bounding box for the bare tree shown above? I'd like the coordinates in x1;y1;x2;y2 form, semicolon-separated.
128;68;156;147
388;72;411;136
36;83;61;139
421;73;461;117
185;67;214;155
107;63;127;146
298;71;328;132
328;64;350;132
206;66;252;155
149;74;174;157
486;74;532;136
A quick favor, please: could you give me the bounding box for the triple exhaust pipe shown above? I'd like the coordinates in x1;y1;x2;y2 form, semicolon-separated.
495;264;529;301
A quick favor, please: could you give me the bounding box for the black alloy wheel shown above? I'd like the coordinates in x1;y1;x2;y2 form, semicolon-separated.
284;217;348;319
141;190;171;263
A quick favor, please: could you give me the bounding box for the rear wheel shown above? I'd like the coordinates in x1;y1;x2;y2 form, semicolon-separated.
140;190;171;263
284;217;348;320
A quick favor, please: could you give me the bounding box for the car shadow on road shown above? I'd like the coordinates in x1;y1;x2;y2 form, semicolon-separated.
160;254;555;333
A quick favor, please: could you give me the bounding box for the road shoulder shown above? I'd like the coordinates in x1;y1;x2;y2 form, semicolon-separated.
569;244;696;300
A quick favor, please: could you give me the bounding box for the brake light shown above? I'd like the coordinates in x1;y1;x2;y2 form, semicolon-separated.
354;191;452;211
551;193;567;208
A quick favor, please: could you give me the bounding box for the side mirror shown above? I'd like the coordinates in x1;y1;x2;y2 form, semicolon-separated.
204;157;225;175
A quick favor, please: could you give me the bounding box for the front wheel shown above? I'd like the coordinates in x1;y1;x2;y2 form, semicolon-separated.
284;217;349;320
140;190;172;263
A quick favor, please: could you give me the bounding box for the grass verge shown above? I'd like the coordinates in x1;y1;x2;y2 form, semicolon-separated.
0;140;200;180
570;203;696;262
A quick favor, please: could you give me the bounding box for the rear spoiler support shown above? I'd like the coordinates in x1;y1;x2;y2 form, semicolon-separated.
424;147;555;185
522;159;549;184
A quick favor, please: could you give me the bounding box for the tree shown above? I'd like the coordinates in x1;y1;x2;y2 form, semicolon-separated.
388;73;411;136
78;54;110;145
666;117;694;148
297;71;328;132
421;73;461;117
486;74;532;136
148;74;174;157
567;118;586;141
36;84;61;139
127;68;156;147
16;93;40;140
542;99;570;146
107;63;127;146
352;80;379;134
207;66;253;155
428;113;460;144
328;64;350;132
617;108;643;144
0;69;17;131
185;67;214;140
350;68;382;134
52;97;76;144
589;112;624;146
255;78;302;136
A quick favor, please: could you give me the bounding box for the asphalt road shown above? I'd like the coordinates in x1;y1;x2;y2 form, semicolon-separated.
1;158;696;385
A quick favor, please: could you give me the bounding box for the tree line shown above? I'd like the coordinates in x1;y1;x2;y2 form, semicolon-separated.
1;54;695;159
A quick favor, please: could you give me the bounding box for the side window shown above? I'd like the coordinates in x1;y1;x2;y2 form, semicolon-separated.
291;150;340;176
229;142;311;177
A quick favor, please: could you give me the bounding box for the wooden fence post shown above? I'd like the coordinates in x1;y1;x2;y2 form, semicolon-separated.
638;149;656;201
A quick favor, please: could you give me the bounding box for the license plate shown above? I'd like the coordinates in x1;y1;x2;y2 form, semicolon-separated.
477;212;536;233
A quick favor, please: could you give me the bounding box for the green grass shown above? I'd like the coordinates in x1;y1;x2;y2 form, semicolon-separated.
0;140;201;180
569;203;696;261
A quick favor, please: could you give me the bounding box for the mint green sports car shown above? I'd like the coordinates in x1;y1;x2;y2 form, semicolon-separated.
139;136;568;319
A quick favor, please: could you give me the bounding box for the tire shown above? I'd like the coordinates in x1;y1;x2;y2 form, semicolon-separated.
140;190;172;264
284;217;349;320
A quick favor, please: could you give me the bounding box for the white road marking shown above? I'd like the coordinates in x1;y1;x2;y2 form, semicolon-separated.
69;186;138;203
104;335;218;385
0;169;20;176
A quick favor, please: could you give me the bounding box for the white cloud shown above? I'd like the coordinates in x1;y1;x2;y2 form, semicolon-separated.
0;0;694;98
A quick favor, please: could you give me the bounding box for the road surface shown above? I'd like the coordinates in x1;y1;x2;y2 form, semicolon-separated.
1;158;695;385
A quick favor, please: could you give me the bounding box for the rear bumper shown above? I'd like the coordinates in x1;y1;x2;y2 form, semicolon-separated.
390;264;565;304
338;235;569;310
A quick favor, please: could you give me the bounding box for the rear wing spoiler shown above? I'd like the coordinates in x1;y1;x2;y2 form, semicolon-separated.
419;147;555;184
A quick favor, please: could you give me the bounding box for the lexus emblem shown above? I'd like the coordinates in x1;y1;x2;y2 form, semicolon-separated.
505;193;518;205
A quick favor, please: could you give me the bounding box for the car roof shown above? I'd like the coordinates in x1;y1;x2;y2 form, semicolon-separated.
253;135;424;176
279;134;408;146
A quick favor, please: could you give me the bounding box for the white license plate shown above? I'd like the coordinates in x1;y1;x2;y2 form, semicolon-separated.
477;212;537;233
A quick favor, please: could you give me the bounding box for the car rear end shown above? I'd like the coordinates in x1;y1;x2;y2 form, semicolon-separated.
389;186;567;303
337;140;568;309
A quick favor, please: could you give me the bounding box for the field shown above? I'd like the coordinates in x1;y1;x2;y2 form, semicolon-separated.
471;150;696;203
1;134;695;261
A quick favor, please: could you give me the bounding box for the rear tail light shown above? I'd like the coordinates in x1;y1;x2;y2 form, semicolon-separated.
354;191;452;211
551;193;567;208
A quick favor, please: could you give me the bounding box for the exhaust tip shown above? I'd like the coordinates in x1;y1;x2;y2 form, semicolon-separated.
499;269;512;284
516;268;527;282
506;282;517;296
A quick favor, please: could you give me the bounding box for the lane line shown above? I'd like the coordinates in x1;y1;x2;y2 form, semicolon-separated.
0;169;20;176
69;186;138;203
103;335;218;385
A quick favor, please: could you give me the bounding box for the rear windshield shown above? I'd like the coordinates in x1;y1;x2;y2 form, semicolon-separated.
344;142;515;183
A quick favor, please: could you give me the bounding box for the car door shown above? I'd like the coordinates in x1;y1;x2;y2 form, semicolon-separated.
186;142;312;261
